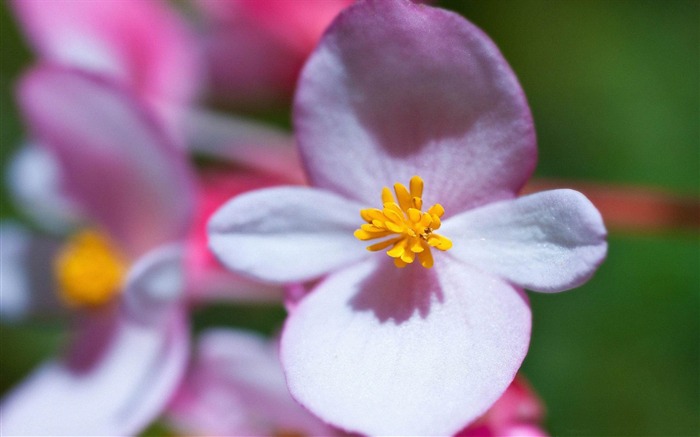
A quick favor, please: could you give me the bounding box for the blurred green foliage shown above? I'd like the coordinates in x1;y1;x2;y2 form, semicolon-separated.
1;1;698;436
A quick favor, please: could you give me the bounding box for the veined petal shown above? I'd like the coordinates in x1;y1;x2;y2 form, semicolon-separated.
281;258;531;435
294;0;536;212
208;187;367;283
17;66;196;257
0;306;188;436
10;0;201;108
442;189;607;292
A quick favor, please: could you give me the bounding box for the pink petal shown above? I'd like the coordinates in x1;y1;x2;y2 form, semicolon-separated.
500;424;550;437
294;0;536;212
17;66;196;257
194;0;350;107
484;376;546;427
167;329;338;436
10;0;201;108
281;258;531;435
456;375;547;437
201;0;352;54
442;189;607;292
208;187;367;283
0;306;188;436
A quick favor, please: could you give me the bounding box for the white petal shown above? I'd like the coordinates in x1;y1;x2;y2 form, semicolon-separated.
7;144;83;233
0;223;31;321
0;307;188;436
123;243;186;325
281;258;531;435
442;189;607;292
208;187;367;283
0;222;66;322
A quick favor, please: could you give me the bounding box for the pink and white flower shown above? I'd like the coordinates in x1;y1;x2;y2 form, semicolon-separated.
167;327;549;437
0;66;195;436
0;65;291;435
208;0;607;435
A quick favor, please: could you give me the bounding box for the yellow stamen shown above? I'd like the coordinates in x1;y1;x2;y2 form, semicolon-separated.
54;230;127;308
355;176;452;268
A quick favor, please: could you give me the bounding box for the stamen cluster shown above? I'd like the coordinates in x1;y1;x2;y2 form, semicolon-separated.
354;176;452;268
54;230;127;307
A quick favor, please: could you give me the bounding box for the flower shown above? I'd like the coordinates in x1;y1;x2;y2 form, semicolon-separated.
456;376;548;437
0;66;195;436
208;0;607;435
166;329;344;437
192;0;353;108
168;328;548;437
0;66;291;435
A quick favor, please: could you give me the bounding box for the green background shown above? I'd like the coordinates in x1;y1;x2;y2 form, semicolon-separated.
1;1;698;436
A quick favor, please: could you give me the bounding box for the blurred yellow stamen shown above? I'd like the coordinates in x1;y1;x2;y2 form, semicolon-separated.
354;176;452;268
54;230;127;308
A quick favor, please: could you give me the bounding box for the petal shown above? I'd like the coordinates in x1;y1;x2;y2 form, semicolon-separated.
17;66;196;257
122;243;187;326
0;223;67;322
442;189;607;293
167;329;338;436
0;306;189;436
194;0;349;108
281;258;531;435
485;376;546;426
208;187;367;283
186;169;286;303
7;144;84;233
294;0;536;212
194;0;304;107
456;375;546;437
10;0;201;107
0;223;30;321
185;109;305;183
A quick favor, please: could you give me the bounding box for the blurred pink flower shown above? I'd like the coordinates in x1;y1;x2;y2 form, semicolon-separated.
9;0;312;180
166;329;344;437
10;0;202;122
208;0;607;435
457;376;548;437
0;66;195;436
0;66;294;435
193;0;352;108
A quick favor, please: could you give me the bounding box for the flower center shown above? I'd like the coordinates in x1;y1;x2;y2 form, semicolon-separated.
54;230;127;308
354;175;452;268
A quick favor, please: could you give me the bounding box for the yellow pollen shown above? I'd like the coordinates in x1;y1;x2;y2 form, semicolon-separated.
54;230;127;308
354;176;452;268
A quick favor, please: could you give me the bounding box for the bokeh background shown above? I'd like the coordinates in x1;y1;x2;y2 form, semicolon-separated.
1;1;698;436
